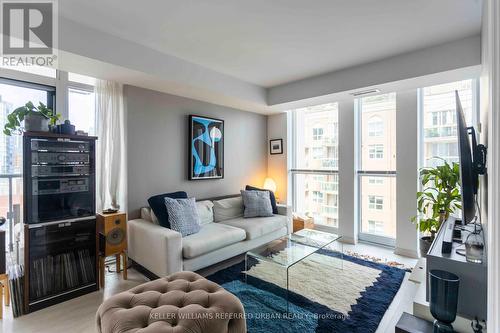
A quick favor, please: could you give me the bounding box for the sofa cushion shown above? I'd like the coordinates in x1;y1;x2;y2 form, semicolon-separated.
245;185;278;214
220;215;287;240
196;200;214;226
182;223;246;259
213;196;244;222
240;190;273;218
148;191;188;228
165;197;201;237
140;207;159;225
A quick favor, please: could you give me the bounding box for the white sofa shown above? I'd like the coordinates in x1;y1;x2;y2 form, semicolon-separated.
128;195;291;277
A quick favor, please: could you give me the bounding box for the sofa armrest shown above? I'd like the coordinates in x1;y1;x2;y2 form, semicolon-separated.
128;219;182;277
276;204;292;234
276;204;289;216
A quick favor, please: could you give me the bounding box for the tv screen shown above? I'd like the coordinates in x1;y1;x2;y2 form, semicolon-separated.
456;91;476;224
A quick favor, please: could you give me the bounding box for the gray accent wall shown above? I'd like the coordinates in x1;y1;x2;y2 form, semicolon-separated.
126;85;268;218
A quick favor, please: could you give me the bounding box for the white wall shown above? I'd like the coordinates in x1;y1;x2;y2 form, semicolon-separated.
483;0;500;330
338;99;357;244
267;113;288;203
395;90;419;258
126;85;268;219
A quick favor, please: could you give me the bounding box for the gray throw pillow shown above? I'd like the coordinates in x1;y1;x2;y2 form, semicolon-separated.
240;190;273;218
164;197;201;237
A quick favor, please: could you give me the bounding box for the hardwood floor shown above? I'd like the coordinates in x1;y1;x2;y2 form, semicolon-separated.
0;242;418;333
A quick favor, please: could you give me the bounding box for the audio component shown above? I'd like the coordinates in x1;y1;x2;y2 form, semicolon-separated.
97;212;127;257
32;178;89;195
32;152;89;164
97;211;127;288
32;165;90;177
31;140;89;152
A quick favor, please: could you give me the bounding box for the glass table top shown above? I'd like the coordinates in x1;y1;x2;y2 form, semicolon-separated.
246;228;341;268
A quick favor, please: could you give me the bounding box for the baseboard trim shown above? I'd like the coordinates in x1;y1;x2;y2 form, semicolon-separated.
394;247;419;259
340;236;357;245
129;259;158;280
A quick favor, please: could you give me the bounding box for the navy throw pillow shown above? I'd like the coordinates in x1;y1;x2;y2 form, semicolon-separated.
148;191;188;228
245;185;278;214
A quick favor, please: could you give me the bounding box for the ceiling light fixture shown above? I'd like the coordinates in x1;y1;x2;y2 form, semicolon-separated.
350;88;381;96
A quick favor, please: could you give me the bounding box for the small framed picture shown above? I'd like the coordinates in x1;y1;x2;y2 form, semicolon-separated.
269;139;283;155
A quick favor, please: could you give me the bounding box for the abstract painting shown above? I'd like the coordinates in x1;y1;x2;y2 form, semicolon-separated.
189;115;224;180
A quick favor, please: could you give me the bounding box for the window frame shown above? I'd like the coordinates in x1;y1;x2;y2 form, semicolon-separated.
368;195;384;210
367;116;384;137
368;144;384;159
312;127;324;141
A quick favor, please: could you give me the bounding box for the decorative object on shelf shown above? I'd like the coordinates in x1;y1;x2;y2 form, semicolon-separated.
52;119;76;135
189;115;224;180
3;101;60;135
465;224;485;264
97;211;127;288
269;138;283;155
292;213;314;232
75;130;88;136
102;208;119;214
411;158;461;257
429;269;460;333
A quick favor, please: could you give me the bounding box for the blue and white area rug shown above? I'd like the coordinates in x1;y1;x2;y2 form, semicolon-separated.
207;249;406;333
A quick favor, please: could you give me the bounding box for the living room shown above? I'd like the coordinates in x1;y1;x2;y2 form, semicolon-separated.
0;1;499;332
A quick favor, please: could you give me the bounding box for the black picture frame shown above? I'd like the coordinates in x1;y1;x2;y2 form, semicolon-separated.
269;139;283;155
188;115;224;180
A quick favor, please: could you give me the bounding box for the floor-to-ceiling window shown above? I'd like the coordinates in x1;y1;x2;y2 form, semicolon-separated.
68;73;96;135
0;77;55;252
356;93;397;245
291;102;339;229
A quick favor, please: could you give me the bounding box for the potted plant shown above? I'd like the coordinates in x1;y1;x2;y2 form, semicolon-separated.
412;158;462;257
3;101;61;136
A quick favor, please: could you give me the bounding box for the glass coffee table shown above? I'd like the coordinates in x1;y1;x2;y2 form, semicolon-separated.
245;228;343;312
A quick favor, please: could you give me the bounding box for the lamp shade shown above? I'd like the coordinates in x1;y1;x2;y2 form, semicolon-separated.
263;178;277;193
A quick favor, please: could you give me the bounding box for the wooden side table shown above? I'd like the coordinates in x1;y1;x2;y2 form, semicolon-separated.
97;212;127;288
293;214;314;232
0;273;9;319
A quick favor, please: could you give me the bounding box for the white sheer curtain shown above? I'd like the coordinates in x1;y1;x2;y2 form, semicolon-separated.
95;80;127;212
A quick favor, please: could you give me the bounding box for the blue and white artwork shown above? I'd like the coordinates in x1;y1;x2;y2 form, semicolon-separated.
189;115;224;180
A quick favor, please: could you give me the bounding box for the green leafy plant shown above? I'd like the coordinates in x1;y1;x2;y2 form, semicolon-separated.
411;158;462;240
3;101;61;136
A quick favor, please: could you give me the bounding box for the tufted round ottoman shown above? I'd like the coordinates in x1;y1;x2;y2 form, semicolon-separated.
96;271;246;333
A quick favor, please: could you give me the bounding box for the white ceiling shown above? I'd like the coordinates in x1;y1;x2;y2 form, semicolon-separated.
59;0;482;88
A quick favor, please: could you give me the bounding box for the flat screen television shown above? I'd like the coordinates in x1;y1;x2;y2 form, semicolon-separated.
455;91;487;224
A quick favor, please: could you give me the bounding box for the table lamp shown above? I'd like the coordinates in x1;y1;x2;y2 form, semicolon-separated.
263;177;277;193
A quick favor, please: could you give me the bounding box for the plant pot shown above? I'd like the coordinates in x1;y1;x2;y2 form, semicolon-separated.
24;112;49;132
420;236;433;257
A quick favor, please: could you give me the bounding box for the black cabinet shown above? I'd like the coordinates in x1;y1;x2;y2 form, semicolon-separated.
23;132;98;313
